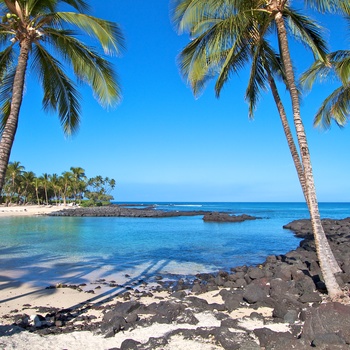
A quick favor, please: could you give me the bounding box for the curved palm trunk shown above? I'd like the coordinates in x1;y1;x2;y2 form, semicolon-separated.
0;39;31;194
267;76;343;281
268;74;309;205
274;11;342;299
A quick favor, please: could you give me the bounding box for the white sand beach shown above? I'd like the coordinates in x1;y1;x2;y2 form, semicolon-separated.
0;204;71;217
0;204;308;349
0;278;290;350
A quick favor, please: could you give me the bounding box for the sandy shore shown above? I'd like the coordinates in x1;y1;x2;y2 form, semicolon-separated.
0;278;287;350
0;204;73;217
0;205;278;349
2;208;349;349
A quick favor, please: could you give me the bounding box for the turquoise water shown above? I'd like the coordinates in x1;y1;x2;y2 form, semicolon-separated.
0;202;349;286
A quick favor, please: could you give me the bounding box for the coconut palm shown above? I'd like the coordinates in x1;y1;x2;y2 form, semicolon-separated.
49;173;60;205
4;160;24;202
33;176;41;205
301;2;350;128
20;170;35;203
0;0;125;194
60;171;73;205
39;173;50;205
173;0;342;298
70;166;86;203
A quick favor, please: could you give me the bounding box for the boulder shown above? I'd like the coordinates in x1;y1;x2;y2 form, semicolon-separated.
301;302;350;345
243;279;269;304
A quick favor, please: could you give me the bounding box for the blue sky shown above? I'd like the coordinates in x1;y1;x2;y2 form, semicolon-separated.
8;1;350;202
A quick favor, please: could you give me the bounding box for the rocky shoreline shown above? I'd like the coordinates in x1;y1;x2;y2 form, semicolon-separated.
1;217;350;349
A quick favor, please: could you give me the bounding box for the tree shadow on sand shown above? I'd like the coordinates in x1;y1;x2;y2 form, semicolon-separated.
0;243;220;326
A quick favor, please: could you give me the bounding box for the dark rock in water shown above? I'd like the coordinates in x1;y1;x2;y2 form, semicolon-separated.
49;205;209;218
202;212;258;222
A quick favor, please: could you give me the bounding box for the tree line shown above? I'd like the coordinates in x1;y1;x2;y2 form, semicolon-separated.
1;161;116;206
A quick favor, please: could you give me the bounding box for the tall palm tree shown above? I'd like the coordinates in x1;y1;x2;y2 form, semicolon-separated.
70;166;86;203
20;170;35;203
60;171;72;205
33;175;41;205
173;0;342;298
0;0;125;194
39;172;50;205
49;173;60;205
5;160;24;202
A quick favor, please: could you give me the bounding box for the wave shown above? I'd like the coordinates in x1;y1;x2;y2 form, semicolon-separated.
173;205;203;207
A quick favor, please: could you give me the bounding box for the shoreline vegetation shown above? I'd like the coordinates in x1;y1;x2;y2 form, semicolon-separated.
1;162;116;208
1;205;350;348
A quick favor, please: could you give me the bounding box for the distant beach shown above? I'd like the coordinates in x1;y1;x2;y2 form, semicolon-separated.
0;204;71;217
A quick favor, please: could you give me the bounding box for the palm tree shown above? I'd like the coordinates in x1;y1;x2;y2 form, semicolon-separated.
39;173;50;205
0;0;125;194
173;0;342;298
20;170;35;204
70;166;86;203
49;173;60;205
60;171;73;206
33;176;41;205
5;160;24;202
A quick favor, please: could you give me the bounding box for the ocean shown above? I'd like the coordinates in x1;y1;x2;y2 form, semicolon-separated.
1;202;349;287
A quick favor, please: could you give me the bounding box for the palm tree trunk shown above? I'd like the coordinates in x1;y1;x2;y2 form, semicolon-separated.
269;73;340;279
0;39;31;194
44;186;48;205
274;11;342;299
268;74;309;205
35;187;40;205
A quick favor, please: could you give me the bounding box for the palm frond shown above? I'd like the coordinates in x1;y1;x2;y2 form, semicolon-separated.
17;0;90;14
46;28;121;106
55;12;125;55
284;8;328;61
173;0;229;33
305;0;346;14
329;50;350;84
178;32;211;96
300;59;332;90
31;44;81;135
0;64;15;135
61;0;90;12
246;40;282;118
314;85;350;128
301;50;350;90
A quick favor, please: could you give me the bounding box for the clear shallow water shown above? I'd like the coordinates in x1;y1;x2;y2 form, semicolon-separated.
1;202;349;286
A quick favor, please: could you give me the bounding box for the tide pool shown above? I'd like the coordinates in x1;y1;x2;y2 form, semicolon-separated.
0;202;349;287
